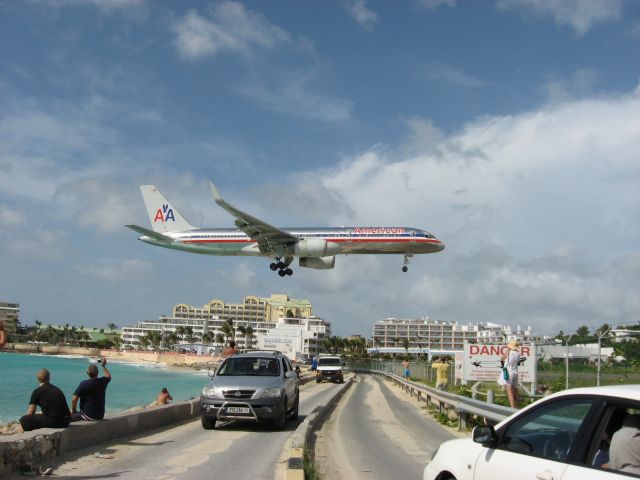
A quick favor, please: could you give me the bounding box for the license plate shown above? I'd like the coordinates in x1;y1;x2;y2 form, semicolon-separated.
226;407;250;414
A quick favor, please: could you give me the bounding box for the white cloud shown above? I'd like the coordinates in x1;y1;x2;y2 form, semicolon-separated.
0;206;25;227
38;0;145;7
173;3;291;60
55;178;142;233
543;69;600;104
344;0;380;31
6;228;68;259
288;88;640;334
72;259;153;282
236;74;353;123
496;0;623;35
418;0;456;9
422;62;490;88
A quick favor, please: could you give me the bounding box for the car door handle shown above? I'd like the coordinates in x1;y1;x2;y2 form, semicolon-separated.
535;470;554;480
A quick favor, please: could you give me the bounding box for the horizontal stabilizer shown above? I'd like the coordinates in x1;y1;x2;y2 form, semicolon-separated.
125;225;173;243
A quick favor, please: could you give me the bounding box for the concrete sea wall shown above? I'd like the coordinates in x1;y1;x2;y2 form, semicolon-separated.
0;398;201;477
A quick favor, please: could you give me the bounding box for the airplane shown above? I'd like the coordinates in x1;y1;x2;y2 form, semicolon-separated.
125;182;445;276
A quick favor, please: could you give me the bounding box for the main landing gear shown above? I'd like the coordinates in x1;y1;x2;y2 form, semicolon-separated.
402;254;412;273
270;257;293;277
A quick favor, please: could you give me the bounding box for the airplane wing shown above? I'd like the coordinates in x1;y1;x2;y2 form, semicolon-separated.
125;224;173;243
209;182;297;256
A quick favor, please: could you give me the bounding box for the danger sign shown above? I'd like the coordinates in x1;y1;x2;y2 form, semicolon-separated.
463;342;536;383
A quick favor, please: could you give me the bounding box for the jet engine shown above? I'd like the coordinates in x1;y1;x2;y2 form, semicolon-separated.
299;256;336;269
294;238;341;257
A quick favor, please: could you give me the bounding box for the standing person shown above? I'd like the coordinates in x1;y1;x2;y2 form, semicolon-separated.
157;387;173;405
501;339;521;408
310;356;318;372
19;368;71;431
71;356;111;421
402;358;410;380
432;356;451;391
223;340;239;357
0;320;6;348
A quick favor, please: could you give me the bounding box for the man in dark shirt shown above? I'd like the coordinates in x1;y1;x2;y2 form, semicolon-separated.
19;368;71;431
71;356;111;421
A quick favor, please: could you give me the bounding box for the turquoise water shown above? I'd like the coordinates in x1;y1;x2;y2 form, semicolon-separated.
0;352;208;424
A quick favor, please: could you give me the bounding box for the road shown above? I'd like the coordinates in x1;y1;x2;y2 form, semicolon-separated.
314;373;459;480
23;381;344;480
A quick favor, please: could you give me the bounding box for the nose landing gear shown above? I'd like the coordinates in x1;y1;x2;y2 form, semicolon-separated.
402;254;412;272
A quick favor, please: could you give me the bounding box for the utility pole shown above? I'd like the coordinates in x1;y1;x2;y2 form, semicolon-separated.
597;328;611;387
565;334;574;390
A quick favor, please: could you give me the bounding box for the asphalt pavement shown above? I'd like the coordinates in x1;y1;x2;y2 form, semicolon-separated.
21;381;343;480
314;373;458;480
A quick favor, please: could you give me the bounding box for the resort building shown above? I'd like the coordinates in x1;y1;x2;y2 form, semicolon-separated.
371;317;541;355
257;316;331;360
0;302;20;335
120;294;321;350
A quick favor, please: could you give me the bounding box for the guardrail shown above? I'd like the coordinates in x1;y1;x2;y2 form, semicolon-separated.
356;369;515;430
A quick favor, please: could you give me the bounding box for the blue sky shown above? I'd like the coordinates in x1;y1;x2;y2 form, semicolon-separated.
1;0;639;337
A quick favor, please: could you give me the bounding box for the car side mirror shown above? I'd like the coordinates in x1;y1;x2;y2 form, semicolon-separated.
285;371;296;379
208;369;216;378
472;426;497;448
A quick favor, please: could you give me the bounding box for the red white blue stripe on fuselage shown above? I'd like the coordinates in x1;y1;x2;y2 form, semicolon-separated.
160;227;444;256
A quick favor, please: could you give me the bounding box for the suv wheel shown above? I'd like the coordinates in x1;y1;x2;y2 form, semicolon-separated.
273;398;287;430
290;393;299;421
201;416;216;430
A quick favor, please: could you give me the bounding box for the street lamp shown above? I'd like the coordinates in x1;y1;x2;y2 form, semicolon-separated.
596;328;611;387
565;334;574;390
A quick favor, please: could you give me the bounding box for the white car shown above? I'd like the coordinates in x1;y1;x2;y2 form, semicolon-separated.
424;385;640;480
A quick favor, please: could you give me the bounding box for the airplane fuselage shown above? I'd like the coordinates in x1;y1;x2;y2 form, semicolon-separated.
139;226;444;257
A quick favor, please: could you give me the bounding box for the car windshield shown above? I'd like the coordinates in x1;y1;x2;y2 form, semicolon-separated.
217;357;281;376
318;358;342;366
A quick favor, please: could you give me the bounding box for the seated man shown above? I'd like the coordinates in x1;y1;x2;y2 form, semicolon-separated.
20;368;71;431
608;414;640;475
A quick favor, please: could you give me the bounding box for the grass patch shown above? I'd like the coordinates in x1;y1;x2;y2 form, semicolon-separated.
304;445;322;480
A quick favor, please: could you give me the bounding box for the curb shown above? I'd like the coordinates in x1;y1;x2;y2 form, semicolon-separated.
284;376;354;480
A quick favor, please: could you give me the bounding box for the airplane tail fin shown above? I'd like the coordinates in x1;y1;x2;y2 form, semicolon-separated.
139;185;195;233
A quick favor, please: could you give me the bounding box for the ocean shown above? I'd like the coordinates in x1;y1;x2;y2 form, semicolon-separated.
0;352;208;425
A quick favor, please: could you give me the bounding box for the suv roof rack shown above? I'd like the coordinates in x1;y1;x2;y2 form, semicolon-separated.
238;349;282;355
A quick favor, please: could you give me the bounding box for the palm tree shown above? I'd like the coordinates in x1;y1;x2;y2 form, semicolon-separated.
165;332;179;350
221;319;235;344
148;331;162;350
108;323;118;333
175;326;186;342
185;326;196;344
139;335;150;349
202;331;215;345
237;326;255;349
401;338;410;357
215;333;225;350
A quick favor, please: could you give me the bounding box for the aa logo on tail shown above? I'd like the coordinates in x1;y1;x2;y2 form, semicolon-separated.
154;204;176;223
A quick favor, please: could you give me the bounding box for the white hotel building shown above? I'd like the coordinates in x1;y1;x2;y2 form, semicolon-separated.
121;294;330;358
371;317;540;355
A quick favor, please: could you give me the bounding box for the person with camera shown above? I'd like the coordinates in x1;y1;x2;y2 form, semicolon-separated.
71;356;111;421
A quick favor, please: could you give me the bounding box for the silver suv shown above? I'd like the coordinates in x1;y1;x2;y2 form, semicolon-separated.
200;351;299;430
